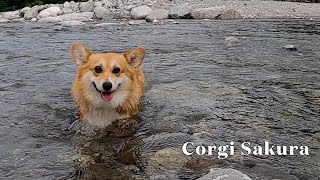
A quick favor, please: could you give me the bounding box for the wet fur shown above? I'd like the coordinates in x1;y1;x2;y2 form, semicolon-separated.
70;43;144;127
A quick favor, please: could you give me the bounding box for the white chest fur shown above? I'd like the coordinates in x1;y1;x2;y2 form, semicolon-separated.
83;107;131;128
84;108;120;128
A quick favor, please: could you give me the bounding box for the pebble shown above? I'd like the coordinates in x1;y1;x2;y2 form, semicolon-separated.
197;168;252;180
93;22;119;27
128;20;146;25
283;45;297;51
60;20;86;26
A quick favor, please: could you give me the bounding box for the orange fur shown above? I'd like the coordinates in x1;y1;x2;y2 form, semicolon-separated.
70;43;145;127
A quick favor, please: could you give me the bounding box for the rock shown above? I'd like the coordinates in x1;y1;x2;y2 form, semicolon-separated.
70;1;77;6
37;17;55;22
38;12;94;22
115;0;123;9
63;2;71;8
24;5;45;20
37;7;61;19
128;20;146;25
93;6;108;19
101;12;116;21
186;158;223;171
62;8;73;14
217;9;242;20
249;164;299;179
20;7;31;17
0;18;10;23
283;45;297;51
224;36;240;43
2;10;20;20
146;9;169;22
11;18;25;22
116;138;143;165
58;4;64;10
24;9;36;20
69;1;79;12
113;10;130;20
145;148;190;175
94;1;103;7
168;4;192;19
80;0;94;12
94;22;119;27
150;174;179;180
102;0;113;8
130;5;152;20
168;19;179;24
31;18;37;22
152;19;161;25
38;10;50;19
123;5;135;11
191;6;226;19
60;20;86;26
197;168;252;180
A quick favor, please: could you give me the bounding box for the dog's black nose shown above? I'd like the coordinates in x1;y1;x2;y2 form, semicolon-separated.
102;82;112;91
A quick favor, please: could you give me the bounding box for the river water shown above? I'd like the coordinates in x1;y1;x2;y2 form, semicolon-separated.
0;19;319;180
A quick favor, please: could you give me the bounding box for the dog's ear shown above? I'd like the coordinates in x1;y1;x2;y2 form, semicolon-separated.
70;43;92;66
124;48;145;68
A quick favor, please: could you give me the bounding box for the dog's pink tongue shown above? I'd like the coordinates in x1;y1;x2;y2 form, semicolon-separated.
101;92;112;102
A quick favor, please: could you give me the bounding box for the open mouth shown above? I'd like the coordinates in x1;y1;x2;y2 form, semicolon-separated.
101;91;113;102
92;82;120;103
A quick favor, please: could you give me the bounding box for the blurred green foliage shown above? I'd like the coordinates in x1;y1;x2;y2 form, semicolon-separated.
0;0;87;12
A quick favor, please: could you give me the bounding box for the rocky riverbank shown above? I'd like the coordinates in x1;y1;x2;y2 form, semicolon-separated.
1;5;320;180
1;0;320;25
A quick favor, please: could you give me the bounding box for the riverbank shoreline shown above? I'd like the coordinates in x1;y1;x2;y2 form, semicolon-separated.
1;5;320;180
1;0;320;25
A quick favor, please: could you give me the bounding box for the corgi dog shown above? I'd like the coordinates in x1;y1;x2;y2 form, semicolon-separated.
70;43;145;128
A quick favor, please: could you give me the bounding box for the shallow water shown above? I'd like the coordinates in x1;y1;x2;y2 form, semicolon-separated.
0;19;320;180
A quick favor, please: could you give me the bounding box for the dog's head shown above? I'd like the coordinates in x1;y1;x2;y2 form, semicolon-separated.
70;43;144;108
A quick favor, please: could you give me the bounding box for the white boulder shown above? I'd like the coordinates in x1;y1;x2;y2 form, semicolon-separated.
130;5;152;20
146;9;169;22
62;8;73;14
24;5;45;20
80;0;94;12
197;168;252;180
37;6;61;19
2;10;20;20
95;1;103;7
20;7;31;17
93;6;108;19
191;6;226;19
64;2;71;8
38;12;94;22
168;4;192;19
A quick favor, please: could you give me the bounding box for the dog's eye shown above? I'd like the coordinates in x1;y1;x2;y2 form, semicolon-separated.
94;66;103;73
112;67;121;74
